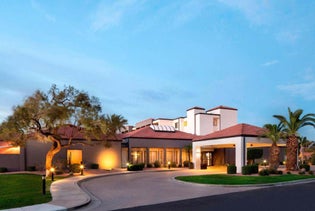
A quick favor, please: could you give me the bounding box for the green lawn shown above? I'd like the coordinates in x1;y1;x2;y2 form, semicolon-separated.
176;174;315;185
0;174;52;209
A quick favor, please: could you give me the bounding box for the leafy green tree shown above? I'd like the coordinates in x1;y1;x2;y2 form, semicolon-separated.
0;85;127;175
274;108;315;170
262;123;284;171
247;148;263;164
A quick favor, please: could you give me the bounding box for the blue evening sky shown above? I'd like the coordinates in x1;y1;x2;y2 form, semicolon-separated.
0;0;314;140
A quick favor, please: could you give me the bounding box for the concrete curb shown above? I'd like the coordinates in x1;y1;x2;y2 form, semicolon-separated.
5;170;315;210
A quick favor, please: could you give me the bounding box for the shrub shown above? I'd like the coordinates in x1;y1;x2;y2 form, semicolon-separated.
299;170;306;175
277;170;283;175
70;163;81;173
308;171;314;175
90;163;99;169
178;164;182;168
154;160;161;168
247;148;263;164
189;162;194;169
0;167;8;173
147;163;153;168
242;165;252;175
183;161;190;167
27;166;36;171
127;163;145;171
200;163;207;169
287;171;291;175
250;164;259;174
227;165;237;174
299;164;310;171
242;164;258;175
259;169;270;176
268;169;278;174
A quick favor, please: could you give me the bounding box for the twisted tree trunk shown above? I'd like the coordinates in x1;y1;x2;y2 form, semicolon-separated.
286;135;299;171
45;136;62;176
269;142;280;171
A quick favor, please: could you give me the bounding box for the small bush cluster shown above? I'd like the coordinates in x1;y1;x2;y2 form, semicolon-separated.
27;166;36;171
0;167;8;173
127;163;145;171
242;164;258;175
154;160;161;168
258;169;283;176
200;163;207;169
299;164;310;172
146;163;153;168
70;163;81;173
227;165;237;174
259;169;270;176
183;161;190;167
189;162;194;169
311;153;315;165
90;163;99;169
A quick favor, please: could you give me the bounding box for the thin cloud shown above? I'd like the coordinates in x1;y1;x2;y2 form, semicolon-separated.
278;81;315;101
276;31;299;44
31;0;56;22
217;0;271;25
262;60;279;67
90;0;145;31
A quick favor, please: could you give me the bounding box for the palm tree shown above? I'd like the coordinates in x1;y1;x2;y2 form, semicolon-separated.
262;123;284;171
273;108;315;171
105;114;128;137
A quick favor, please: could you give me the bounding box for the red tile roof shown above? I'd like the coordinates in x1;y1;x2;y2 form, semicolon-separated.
207;105;238;112
194;123;264;141
121;126;195;140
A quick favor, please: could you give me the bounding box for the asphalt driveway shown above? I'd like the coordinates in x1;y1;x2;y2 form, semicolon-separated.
77;169;262;211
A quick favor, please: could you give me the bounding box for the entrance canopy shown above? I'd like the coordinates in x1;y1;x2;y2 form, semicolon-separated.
192;123;286;173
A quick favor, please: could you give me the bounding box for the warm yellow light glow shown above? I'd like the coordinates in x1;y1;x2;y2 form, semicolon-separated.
80;164;84;169
97;149;119;170
0;146;20;154
126;162;130;166
263;159;267;163
50;167;55;173
167;161;171;165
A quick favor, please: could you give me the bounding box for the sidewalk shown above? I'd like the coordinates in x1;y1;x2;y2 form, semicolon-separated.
7;169;129;211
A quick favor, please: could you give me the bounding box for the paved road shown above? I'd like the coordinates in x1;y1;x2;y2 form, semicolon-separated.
118;181;315;211
77;170;262;211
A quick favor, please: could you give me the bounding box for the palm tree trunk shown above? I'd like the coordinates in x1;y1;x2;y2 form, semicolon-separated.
269;142;280;171
286;135;299;171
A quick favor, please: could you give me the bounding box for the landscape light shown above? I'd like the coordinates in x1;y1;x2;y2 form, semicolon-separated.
80;164;84;175
50;167;55;181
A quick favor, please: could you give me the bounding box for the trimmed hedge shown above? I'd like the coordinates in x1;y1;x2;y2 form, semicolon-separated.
227;165;237;174
154;160;161;168
242;164;258;175
70;163;81;173
27;166;36;171
200;163;207;169
299;164;310;171
0;167;8;173
90;163;99;169
127;163;145;171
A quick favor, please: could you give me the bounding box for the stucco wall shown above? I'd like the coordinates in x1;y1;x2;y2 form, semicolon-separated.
129;138;192;148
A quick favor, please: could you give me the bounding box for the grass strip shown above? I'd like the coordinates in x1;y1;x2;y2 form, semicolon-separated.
0;174;52;209
175;174;315;185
